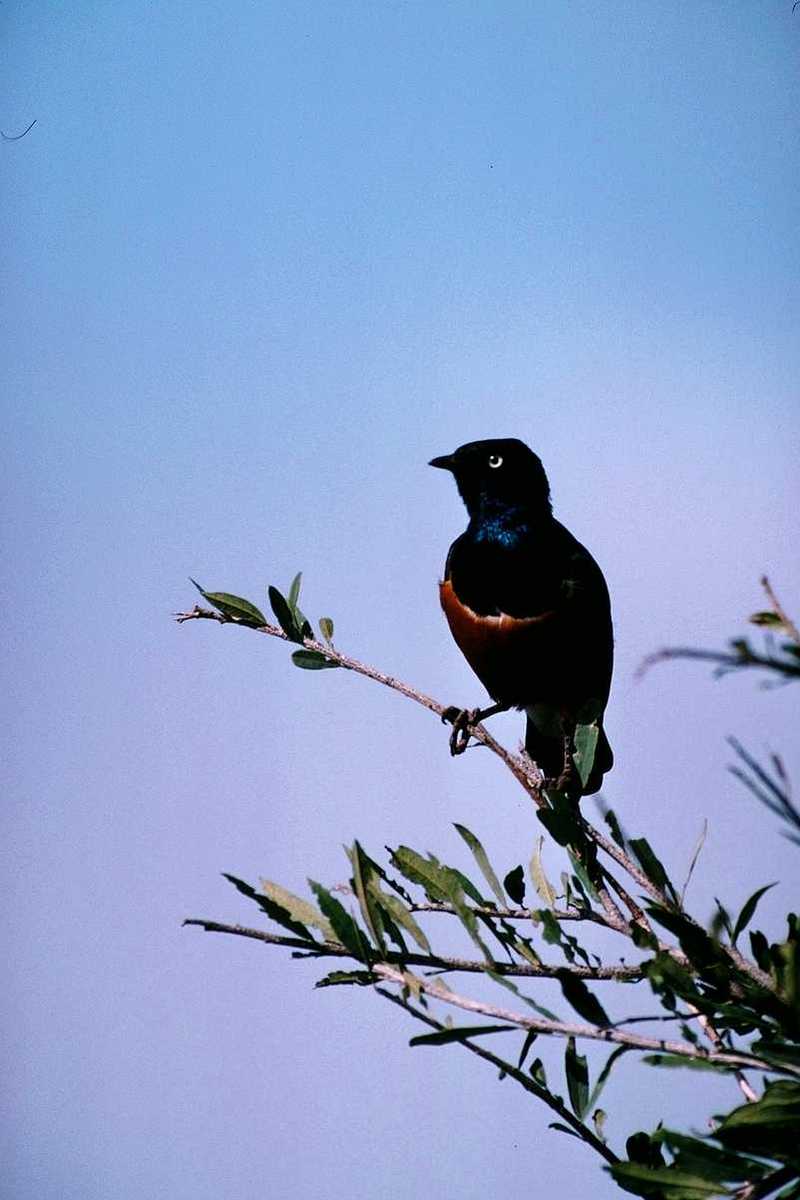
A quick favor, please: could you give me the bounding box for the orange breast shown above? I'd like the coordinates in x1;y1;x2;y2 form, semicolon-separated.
439;578;557;705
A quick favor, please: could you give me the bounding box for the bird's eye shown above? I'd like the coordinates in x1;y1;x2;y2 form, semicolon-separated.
488;454;503;469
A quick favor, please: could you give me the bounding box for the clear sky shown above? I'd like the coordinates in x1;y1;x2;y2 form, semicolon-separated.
3;3;799;1198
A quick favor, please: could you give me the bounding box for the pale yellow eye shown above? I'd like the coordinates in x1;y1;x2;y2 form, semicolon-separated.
488;454;503;469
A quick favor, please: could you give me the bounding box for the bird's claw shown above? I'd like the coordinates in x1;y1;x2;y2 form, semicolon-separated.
441;706;481;755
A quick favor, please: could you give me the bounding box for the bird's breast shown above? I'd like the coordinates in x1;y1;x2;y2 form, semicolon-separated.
439;578;557;704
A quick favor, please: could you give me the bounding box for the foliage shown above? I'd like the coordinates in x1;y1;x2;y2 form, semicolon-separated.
178;575;800;1199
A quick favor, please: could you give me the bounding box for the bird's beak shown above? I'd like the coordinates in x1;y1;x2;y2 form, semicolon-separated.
429;454;455;471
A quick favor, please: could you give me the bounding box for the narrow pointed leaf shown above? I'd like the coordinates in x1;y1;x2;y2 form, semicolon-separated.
557;970;610;1026
573;723;599;789
630;837;678;904
292;649;340;669
309;881;370;961
530;837;557;908
268;585;304;642
565;1036;590;1118
222;872;312;940
587;1045;630;1111
732;883;777;946
368;885;431;952
190;580;266;626
288;572;302;609
260;880;334;940
315;970;375;988
350;841;386;952
410;1024;515;1047
454;823;505;906
609;1164;723;1198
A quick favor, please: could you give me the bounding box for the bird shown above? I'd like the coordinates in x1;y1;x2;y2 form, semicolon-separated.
430;437;613;796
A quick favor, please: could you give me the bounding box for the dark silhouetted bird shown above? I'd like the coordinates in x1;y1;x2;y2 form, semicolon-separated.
430;438;613;795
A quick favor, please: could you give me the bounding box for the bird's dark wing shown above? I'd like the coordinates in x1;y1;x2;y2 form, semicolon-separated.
440;521;613;720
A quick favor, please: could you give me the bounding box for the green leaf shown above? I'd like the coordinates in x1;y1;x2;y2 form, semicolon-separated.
369;885;431;953
315;970;375;988
530;1057;548;1088
504;865;526;905
568;848;600;906
647;905;726;973
565;1036;590;1118
732;883;777;946
630;837;678;904
288;572;303;609
517;1029;538;1071
190;580;266;626
291;649;340;669
714;1080;800;1160
410;1024;515;1047
655;1128;770;1184
319;616;335;643
588;1045;630;1111
530;837;558;908
454;823;506;906
390;847;490;959
749;610;784;628
537;795;582;847
268;585;304;643
557;970;610;1026
609;1163;724;1198
309;881;371;961
349;841;386;952
750;929;772;972
284;572;313;639
260;880;334;941
548;1122;585;1142
222;872;313;940
573;722;599;790
602;807;628;850
751;1039;800;1069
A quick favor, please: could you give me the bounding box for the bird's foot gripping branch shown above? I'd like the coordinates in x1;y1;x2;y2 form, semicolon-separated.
177;573;800;1199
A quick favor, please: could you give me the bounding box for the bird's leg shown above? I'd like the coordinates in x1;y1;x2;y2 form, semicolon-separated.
552;730;579;798
441;702;510;756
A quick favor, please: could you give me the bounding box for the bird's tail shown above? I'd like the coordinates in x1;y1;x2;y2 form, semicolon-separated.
524;718;613;796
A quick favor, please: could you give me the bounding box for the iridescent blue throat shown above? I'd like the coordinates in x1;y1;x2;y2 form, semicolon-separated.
469;501;533;548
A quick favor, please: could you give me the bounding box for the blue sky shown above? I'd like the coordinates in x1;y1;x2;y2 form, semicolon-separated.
3;4;799;1198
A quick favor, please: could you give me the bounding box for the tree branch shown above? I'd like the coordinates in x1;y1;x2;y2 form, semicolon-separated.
177;602;777;994
372;965;798;1076
184;918;646;981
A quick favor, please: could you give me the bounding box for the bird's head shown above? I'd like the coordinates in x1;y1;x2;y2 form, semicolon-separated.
429;438;551;518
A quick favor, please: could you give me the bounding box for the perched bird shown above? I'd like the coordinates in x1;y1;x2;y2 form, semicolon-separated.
430;438;613;795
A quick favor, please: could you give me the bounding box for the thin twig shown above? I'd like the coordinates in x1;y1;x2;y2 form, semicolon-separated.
637;646;800;680
184;918;645;980
375;986;619;1165
1;118;36;141
372;965;798;1076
